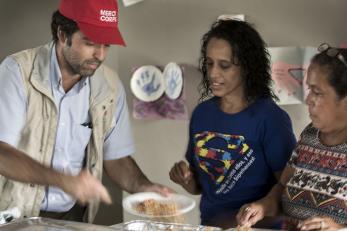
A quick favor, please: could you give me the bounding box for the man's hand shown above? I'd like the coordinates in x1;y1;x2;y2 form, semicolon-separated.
104;156;175;195
60;169;112;205
142;183;174;197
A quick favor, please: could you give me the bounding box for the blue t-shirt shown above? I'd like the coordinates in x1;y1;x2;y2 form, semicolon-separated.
186;97;296;225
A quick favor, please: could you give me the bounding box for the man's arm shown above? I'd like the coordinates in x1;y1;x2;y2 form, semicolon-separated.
0;57;111;204
0;141;61;184
104;156;171;195
0;141;111;204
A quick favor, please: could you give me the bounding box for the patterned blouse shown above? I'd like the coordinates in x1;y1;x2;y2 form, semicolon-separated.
282;124;347;224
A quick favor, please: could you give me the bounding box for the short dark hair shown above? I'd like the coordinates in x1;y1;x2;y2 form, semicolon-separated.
198;19;277;102
51;10;79;46
311;48;347;99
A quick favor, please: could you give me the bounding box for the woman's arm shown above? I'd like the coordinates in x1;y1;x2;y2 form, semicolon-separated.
236;165;295;226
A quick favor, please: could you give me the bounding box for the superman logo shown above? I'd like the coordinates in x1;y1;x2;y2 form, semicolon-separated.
194;131;251;184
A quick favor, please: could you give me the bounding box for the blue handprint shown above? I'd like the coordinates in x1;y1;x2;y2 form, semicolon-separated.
166;68;182;98
136;70;161;96
167;70;180;95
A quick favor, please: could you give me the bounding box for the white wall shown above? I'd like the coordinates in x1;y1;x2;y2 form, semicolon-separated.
1;0;346;226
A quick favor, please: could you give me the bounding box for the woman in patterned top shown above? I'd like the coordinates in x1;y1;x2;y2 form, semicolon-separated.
236;43;347;231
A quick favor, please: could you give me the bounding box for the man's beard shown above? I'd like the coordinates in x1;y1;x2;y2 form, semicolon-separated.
62;48;102;77
67;59;102;77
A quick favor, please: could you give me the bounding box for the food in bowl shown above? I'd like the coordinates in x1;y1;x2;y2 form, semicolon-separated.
133;199;179;217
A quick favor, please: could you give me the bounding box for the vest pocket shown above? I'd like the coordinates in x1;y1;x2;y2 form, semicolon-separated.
0;177;13;210
67;123;92;173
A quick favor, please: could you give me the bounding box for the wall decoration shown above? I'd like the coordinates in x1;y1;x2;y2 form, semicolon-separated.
130;65;165;102
217;14;245;21
268;47;316;105
122;0;144;7
163;62;183;100
131;63;188;120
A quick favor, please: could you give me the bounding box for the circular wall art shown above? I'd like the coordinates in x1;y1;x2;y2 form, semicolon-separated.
163;62;183;100
130;65;165;102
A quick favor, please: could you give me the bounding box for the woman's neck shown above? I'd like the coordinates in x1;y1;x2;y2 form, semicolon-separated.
319;128;347;146
219;95;249;114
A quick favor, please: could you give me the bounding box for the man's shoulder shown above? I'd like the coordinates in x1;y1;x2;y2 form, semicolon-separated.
10;43;51;62
99;63;118;77
7;43;51;86
91;63;126;103
97;63;121;87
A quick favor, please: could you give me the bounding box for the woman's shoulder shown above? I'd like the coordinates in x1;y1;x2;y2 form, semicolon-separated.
300;123;316;135
297;123;316;142
190;98;220;122
251;97;290;119
193;97;218;112
256;97;283;110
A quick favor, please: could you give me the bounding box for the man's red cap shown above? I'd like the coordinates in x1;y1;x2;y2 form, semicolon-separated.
59;0;125;46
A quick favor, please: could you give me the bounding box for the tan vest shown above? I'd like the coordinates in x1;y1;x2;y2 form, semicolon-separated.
0;43;120;223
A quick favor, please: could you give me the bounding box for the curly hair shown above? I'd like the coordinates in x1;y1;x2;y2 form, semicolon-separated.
51;10;79;46
198;19;277;102
311;47;347;99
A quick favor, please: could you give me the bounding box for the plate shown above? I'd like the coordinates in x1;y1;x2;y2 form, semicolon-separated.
123;192;195;218
163;62;183;100
113;220;222;231
130;65;165;102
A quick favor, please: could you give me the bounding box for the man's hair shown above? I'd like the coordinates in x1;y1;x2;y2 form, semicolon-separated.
51;10;79;46
198;19;277;102
311;48;347;99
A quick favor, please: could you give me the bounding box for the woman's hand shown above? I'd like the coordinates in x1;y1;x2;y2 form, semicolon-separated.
169;161;201;195
236;202;266;227
297;216;345;231
169;161;193;186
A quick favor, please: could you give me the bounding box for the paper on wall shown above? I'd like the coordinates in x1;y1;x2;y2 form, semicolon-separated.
217;14;245;21
122;0;144;7
268;47;317;105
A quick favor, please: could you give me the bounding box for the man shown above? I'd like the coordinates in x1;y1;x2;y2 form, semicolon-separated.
0;0;170;223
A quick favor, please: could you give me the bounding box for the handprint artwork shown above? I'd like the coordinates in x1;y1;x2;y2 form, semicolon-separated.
137;70;162;96
131;65;165;102
130;63;187;120
163;62;183;100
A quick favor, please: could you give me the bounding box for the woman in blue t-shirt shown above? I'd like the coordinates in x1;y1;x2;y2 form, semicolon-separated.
169;19;296;229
